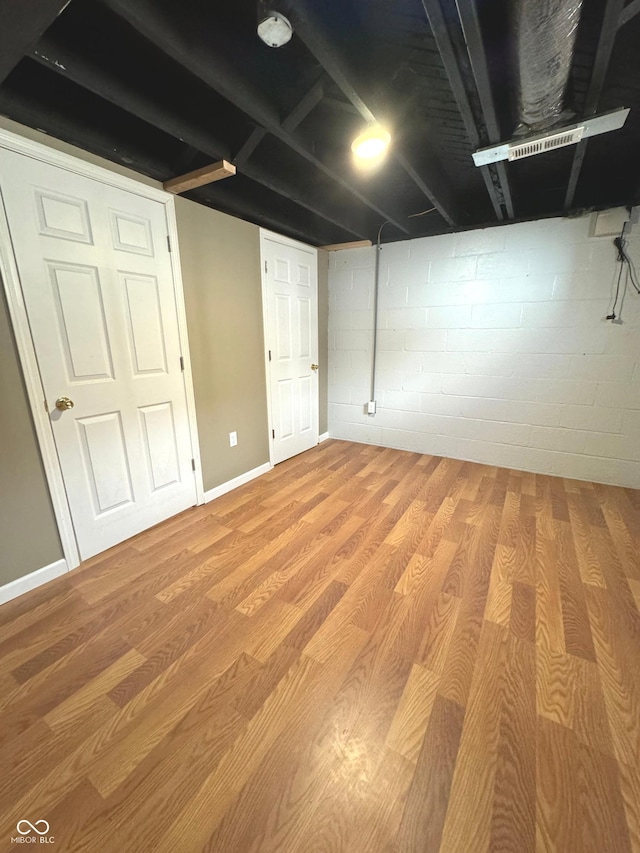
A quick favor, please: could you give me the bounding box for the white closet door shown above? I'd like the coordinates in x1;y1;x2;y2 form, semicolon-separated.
262;234;318;464
0;150;197;559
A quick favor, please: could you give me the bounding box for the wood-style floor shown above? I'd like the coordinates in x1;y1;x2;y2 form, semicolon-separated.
1;440;639;852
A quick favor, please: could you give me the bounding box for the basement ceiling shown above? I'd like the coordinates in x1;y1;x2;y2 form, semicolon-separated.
1;0;639;246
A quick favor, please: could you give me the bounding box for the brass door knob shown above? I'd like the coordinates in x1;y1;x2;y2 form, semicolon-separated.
311;364;319;371
55;397;75;411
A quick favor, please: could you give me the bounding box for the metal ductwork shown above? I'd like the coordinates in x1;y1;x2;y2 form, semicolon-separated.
515;0;584;134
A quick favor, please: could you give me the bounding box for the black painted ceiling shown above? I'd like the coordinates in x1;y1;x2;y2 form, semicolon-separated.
1;0;639;246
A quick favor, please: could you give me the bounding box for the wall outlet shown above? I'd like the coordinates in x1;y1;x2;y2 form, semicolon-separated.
367;400;377;415
229;431;238;447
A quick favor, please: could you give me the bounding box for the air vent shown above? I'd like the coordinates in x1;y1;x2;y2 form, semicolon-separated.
508;127;584;161
472;107;629;167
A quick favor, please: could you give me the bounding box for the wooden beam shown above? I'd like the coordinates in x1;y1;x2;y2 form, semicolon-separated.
291;0;462;226
163;161;236;194
564;0;626;209
454;0;515;219
0;0;71;85
619;0;640;27
421;0;505;222
235;80;324;168
320;240;372;251
103;0;410;235
31;35;367;239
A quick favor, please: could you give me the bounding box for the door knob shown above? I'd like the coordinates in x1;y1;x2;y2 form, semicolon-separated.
311;364;319;371
55;397;75;411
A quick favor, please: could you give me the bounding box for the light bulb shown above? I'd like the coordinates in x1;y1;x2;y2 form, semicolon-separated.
351;125;391;162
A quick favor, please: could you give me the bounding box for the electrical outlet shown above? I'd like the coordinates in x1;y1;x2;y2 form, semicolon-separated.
229;431;238;447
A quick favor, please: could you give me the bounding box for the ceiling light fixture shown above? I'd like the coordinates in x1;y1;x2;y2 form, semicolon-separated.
257;10;293;48
351;125;391;163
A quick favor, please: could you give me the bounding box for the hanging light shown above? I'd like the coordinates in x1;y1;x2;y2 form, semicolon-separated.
351;124;391;165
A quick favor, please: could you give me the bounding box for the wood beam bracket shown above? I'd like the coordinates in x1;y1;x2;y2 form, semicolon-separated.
320;240;372;251
163;160;236;194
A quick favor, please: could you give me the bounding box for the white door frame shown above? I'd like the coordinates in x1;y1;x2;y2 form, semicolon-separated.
259;227;319;467
0;127;204;571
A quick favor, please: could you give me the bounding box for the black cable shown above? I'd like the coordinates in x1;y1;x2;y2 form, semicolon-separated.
621;247;640;294
608;227;640;321
607;261;624;321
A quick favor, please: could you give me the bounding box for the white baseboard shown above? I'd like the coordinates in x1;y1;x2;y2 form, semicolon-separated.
319;432;330;443
204;461;272;504
0;558;68;606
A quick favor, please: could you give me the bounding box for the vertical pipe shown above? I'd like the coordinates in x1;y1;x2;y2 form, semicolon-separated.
369;222;387;411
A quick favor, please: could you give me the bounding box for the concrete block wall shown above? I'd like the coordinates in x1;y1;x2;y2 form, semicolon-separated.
328;211;640;488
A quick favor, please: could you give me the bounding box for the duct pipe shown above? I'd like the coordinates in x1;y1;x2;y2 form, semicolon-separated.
515;0;584;133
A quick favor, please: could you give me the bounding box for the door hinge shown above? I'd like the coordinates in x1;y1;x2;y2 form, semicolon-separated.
268;349;272;362
264;260;267;274
191;458;196;471
167;235;172;252
179;355;185;371
272;429;275;439
44;399;48;413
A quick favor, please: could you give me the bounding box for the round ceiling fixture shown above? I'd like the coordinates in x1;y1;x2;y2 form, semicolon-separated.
257;11;293;48
351;125;391;163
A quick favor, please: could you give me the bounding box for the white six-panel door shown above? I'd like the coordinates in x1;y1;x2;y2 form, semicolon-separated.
262;233;318;465
0;149;197;560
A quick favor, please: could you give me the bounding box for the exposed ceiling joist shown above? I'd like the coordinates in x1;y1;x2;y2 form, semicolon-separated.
454;0;515;219
235;79;324;168
323;97;360;116
290;0;463;227
102;0;410;235
30;38;369;240
188;183;336;247
282;80;325;133
0;0;633;244
618;0;640;28
564;0;626;209
421;0;505;221
0;0;70;85
234;127;266;169
164;160;236;194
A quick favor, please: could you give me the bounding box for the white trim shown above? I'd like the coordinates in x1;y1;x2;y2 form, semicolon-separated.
163;195;205;505
260;227;318;253
0;127;204;567
259;228;319;467
203;462;272;504
0;189;81;570
0;559;68;606
0;127;170;202
259;235;274;467
319;432;330;443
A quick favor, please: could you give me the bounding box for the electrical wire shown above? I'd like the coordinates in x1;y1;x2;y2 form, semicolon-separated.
370;206;439;407
608;225;640;321
620;244;640;294
408;207;437;218
607;261;624;321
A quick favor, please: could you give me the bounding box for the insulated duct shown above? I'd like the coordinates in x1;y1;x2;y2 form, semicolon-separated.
515;0;584;134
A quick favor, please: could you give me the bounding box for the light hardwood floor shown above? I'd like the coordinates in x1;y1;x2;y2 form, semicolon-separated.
0;439;639;852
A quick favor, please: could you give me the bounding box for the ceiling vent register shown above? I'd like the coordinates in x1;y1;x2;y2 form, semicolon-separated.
507;127;584;161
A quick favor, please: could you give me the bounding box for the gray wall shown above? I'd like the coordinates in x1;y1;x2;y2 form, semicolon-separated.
0;285;63;585
175;197;269;489
0;117;328;587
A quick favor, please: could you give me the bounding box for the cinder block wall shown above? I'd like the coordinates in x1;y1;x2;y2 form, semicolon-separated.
328;211;640;488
